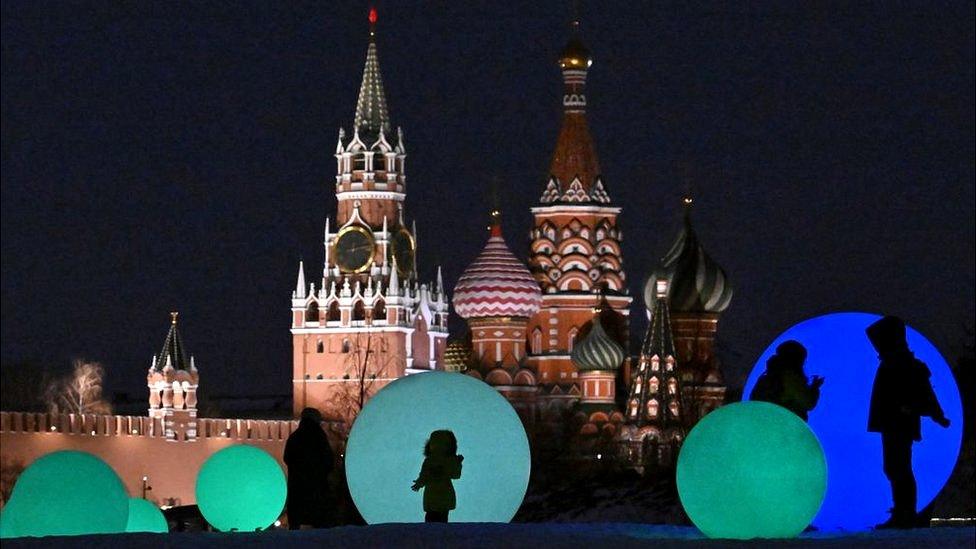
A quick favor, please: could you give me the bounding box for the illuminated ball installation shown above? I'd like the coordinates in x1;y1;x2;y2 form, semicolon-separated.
1;450;129;537
346;372;531;523
195;445;286;531
676;401;827;539
125;498;168;533
745;312;963;531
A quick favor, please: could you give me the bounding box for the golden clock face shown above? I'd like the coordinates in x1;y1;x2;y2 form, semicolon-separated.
389;228;415;277
335;226;375;273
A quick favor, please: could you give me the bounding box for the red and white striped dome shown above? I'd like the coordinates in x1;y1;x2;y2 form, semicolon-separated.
453;222;543;320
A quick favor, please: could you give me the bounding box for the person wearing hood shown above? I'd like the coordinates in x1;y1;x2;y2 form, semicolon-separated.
867;316;950;529
284;407;335;529
411;430;463;523
750;340;824;421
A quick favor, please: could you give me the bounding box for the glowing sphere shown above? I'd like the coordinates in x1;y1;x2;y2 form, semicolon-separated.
125;498;168;533
195;445;286;531
745;312;963;531
346;372;531;523
677;401;827;539
1;450;128;537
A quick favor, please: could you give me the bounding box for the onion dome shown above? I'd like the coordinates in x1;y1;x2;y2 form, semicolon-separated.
559;21;592;69
453;212;543;320
571;315;625;371
443;339;473;372
645;198;733;314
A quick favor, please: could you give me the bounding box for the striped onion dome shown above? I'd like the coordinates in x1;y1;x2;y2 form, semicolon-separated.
571;315;625;371
453;217;542;320
645;201;733;314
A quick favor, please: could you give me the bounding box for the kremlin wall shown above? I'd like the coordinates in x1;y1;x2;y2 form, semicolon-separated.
0;12;734;507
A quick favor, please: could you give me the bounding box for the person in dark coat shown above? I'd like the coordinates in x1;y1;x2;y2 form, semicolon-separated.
750;340;824;421
866;316;950;529
284;407;335;529
411;430;463;523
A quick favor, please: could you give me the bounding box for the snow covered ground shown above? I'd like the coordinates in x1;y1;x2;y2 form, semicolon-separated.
2;523;973;548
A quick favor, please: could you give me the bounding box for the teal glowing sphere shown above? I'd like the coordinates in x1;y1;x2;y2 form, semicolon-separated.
125;498;168;533
677;401;827;539
745;312;963;530
1;450;129;538
346;372;531;523
195;445;286;531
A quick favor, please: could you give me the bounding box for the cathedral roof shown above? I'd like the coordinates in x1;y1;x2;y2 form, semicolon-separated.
151;312;195;372
353;8;391;139
644;199;733;314
571;315;625;371
542;19;606;204
443;339;473;371
453;214;542;320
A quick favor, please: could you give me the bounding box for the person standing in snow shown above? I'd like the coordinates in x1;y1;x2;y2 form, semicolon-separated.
411;430;463;523
866;316;951;529
750;340;824;421
284;407;335;529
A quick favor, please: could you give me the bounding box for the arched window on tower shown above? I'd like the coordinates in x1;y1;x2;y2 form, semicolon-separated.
305;301;319;322
316;340;324;353
532;328;543;354
352;301;366;322
342;339;351;353
567;327;579;352
373;152;386;171
373;299;386;322
648;376;659;394
629;399;639;418
668;378;678;395
647;399;659;419
353;153;366;171
327;301;341;322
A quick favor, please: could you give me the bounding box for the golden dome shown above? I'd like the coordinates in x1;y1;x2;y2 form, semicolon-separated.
558;21;592;69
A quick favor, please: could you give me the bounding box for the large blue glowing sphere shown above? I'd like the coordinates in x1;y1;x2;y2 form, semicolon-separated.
745;312;963;531
1;450;129;537
346;372;531;523
677;401;827;539
125;498;168;533
195;445;286;531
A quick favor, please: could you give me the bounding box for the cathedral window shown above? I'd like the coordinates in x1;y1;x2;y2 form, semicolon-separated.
373;299;386;321
629;400;639;417
567;327;579;352
668;378;678;395
532;328;542;354
649;377;659;394
373;153;386;171
352;301;366;322
353;154;366;171
669;400;680;418
648;399;659;418
305;302;319;322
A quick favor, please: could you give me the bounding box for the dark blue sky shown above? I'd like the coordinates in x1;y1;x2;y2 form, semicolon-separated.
2;1;973;400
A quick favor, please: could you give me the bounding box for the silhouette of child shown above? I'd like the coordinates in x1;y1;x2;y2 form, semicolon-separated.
867;316;950;529
411;430;463;523
750;340;824;421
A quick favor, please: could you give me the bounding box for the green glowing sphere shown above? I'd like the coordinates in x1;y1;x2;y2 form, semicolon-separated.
125;498;168;533
346;372;531;523
195;445;286;531
1;450;128;538
677;401;827;539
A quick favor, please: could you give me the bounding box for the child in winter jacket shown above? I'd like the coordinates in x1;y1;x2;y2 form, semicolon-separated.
411;430;463;522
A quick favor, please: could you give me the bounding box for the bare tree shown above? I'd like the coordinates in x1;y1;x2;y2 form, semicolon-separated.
328;332;402;427
46;359;112;415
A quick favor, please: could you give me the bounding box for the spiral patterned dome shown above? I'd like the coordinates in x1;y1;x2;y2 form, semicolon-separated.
644;205;733;314
571;315;625;371
453;222;543;320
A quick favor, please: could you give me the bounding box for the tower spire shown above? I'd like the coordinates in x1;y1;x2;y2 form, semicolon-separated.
295;259;307;299
354;7;391;138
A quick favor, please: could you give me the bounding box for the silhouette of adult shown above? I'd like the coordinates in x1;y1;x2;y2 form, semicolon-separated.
750;340;824;421
284;407;335;529
411;430;463;523
867;316;950;529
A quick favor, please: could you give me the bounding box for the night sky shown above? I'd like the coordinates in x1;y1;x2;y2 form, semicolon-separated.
2;2;973;401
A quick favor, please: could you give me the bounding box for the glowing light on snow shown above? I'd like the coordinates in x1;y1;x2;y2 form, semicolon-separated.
0;451;128;538
745;312;963;531
677;401;827;539
125;498;168;533
346;372;531;523
195;445;286;532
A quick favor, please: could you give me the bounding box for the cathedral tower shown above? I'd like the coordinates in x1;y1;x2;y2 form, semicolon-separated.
526;20;632;410
291;9;449;423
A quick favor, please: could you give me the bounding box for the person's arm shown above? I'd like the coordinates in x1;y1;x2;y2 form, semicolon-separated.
449;455;463;479
916;364;949;427
411;459;430;491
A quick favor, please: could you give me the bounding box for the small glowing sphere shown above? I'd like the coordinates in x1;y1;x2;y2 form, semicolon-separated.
745;312;963;531
346;372;531;523
677;401;827;539
125;498;168;533
195;445;286;531
1;450;128;537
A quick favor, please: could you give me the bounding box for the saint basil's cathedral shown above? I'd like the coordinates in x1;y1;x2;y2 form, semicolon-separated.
290;11;733;459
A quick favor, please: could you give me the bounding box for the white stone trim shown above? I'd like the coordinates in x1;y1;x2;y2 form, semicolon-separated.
337;191;405;202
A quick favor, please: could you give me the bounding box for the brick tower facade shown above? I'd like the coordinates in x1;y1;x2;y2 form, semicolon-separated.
290;10;448;423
